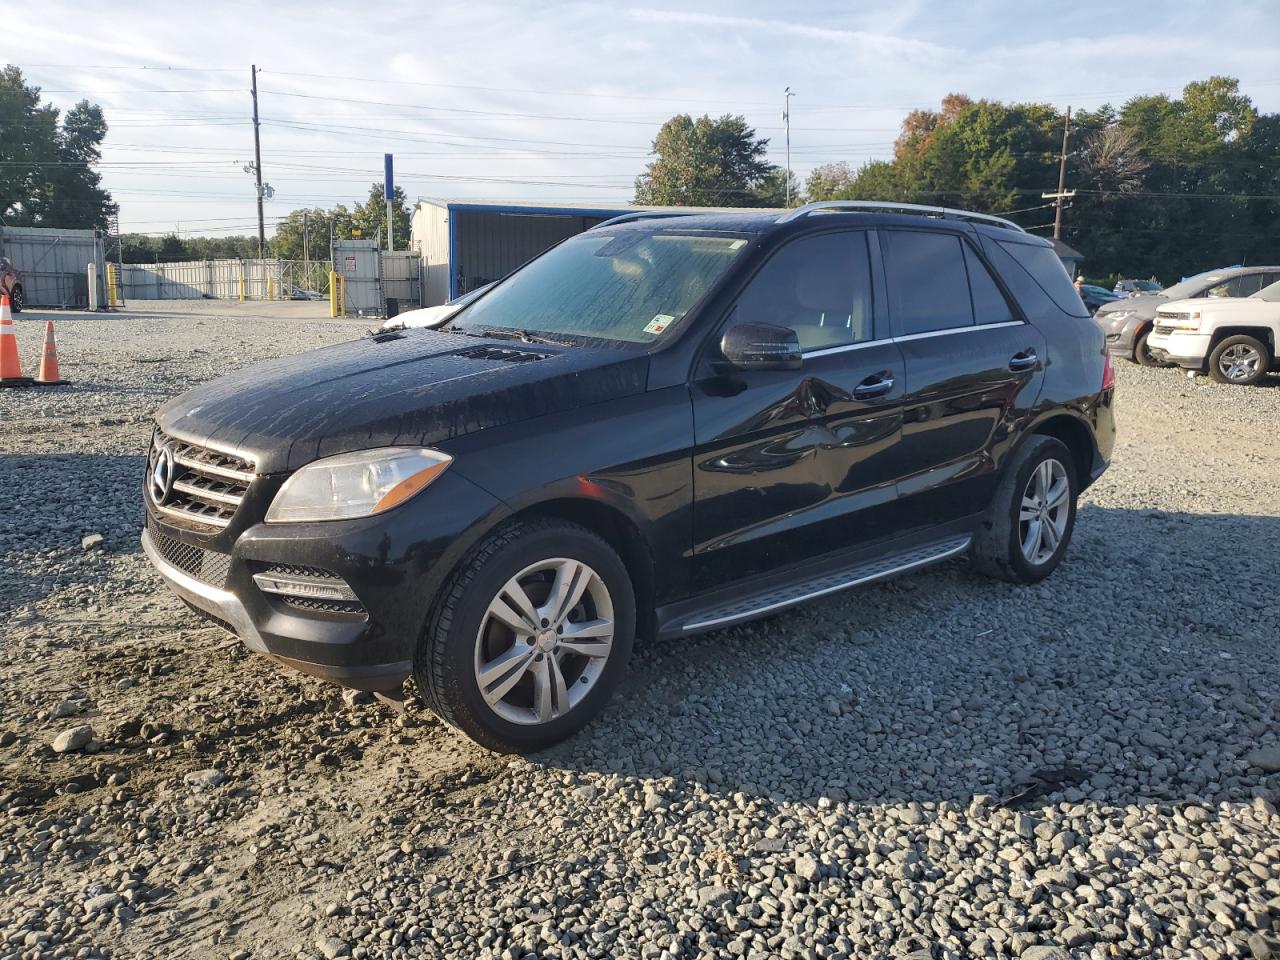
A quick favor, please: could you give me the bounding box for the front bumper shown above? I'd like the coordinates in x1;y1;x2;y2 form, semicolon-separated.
1096;313;1144;358
141;469;509;691
1146;331;1210;369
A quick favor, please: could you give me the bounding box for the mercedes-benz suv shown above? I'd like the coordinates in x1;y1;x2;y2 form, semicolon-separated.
142;201;1116;752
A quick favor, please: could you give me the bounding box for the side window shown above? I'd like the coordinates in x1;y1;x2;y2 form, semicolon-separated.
881;230;973;335
963;243;1016;324
995;238;1091;317
735;232;873;351
1226;275;1264;297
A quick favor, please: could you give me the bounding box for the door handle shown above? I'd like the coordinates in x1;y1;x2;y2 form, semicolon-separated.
1008;349;1039;372
853;373;895;399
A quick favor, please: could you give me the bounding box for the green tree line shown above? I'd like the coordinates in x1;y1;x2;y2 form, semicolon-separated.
634;77;1279;283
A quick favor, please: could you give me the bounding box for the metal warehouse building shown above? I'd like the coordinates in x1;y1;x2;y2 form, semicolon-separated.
410;199;758;306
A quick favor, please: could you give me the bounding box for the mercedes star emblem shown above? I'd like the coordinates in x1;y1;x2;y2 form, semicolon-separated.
149;442;176;506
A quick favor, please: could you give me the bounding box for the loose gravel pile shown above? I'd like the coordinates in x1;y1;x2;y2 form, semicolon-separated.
1;302;1278;960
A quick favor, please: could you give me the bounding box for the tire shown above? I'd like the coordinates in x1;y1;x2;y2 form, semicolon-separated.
414;518;636;753
9;286;22;313
972;435;1077;585
1133;329;1163;367
1207;334;1270;386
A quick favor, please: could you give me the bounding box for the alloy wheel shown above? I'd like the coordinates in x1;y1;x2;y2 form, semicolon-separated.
473;558;614;725
1217;343;1261;383
1018;458;1070;566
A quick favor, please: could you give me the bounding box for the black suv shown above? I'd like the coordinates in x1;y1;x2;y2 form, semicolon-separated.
142;202;1115;752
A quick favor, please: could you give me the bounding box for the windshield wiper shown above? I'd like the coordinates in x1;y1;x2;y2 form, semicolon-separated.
472;326;575;347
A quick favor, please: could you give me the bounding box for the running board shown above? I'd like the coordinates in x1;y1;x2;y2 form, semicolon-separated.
673;535;972;635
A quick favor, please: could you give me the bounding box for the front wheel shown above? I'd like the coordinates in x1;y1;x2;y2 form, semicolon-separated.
1208;335;1270;386
415;518;636;753
8;286;22;313
972;436;1077;585
1133;329;1165;367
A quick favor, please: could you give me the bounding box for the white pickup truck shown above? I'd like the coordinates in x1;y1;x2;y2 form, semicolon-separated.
1147;280;1280;385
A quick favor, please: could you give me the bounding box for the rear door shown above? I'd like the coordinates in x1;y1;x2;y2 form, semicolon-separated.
690;229;906;592
879;227;1046;530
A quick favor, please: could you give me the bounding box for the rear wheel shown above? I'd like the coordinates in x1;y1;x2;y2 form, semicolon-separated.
415;518;635;752
972;436;1077;585
1208;335;1269;386
9;285;22;313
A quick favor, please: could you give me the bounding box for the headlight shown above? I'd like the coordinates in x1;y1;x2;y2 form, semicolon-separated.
265;447;452;523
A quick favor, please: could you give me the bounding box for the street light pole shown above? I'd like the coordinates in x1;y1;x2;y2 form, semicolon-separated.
783;86;795;207
251;65;265;258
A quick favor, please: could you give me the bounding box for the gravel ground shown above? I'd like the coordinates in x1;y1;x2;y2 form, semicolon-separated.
1;301;1278;960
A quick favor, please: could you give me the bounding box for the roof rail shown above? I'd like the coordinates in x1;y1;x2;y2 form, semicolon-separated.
590;211;699;230
776;200;1026;233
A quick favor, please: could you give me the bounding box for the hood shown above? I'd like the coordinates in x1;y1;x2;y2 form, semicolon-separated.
1095;293;1167;318
156;329;649;473
1161;296;1274;315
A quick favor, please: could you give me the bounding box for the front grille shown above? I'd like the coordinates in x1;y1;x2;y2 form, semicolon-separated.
151;430;255;530
260;563;344;582
147;516;231;587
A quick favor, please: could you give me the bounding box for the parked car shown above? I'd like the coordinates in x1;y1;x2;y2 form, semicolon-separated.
1113;278;1163;298
1078;283;1122;315
1147;278;1280;385
0;257;24;312
140;201;1115;752
1095;265;1280;366
378;284;492;332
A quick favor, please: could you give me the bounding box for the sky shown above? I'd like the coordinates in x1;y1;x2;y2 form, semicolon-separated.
20;0;1280;240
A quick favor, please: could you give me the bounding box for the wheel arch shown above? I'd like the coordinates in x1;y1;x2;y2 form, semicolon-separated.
1027;412;1098;492
1209;325;1275;357
511;497;657;642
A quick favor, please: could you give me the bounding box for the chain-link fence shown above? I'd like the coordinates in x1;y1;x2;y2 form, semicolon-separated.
280;260;332;300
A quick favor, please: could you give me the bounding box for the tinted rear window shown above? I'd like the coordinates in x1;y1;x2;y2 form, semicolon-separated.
996;239;1090;317
881;231;974;335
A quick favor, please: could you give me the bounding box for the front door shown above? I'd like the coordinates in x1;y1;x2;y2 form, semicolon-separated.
878;227;1046;531
690;229;906;593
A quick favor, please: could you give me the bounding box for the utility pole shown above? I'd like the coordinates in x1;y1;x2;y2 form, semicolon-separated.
783;87;795;207
1043;105;1077;241
251;65;265;257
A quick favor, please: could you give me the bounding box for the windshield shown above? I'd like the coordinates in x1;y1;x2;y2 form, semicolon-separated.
1132;280;1161;292
449;229;750;345
1159;271;1228;300
1251;279;1280;301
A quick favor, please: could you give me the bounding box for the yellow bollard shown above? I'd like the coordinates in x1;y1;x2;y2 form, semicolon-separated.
105;263;119;307
267;275;275;300
329;271;339;317
238;275;246;302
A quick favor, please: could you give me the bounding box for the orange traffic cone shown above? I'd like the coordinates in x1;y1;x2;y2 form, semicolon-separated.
35;321;67;386
0;294;33;387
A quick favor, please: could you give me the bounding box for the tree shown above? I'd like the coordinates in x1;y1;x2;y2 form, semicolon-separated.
808;78;1280;282
753;167;802;207
272;207;332;260
351;184;411;247
805;163;858;201
634;114;775;207
0;67;115;227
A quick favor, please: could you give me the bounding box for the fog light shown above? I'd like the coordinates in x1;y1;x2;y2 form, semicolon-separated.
252;571;358;601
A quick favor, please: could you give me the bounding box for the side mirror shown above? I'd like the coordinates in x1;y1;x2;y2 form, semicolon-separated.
720;322;802;371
